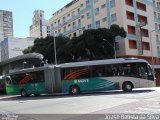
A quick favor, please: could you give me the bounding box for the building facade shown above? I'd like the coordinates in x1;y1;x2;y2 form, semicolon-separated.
49;0;159;64
0;10;13;40
0;37;34;62
0;10;13;62
30;10;50;38
153;0;160;59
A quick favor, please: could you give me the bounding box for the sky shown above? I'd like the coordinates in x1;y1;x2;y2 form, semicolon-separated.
0;0;72;38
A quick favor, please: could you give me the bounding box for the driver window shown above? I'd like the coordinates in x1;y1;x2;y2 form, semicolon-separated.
138;63;148;79
6;76;12;84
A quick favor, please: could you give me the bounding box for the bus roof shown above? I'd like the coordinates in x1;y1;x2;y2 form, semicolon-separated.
59;58;148;68
6;66;50;75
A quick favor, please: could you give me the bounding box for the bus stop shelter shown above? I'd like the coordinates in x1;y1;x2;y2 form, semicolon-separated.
0;53;44;76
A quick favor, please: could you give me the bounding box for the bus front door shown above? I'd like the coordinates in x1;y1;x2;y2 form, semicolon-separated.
138;63;149;88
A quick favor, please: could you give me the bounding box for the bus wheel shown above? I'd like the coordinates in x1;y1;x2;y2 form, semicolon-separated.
20;89;28;97
69;85;80;95
34;94;40;96
122;82;133;92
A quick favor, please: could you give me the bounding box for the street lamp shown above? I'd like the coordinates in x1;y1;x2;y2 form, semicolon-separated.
149;30;156;66
102;39;116;59
136;22;146;55
54;36;57;65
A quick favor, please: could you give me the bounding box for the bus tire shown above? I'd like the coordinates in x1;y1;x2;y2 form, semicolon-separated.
69;85;80;95
20;89;29;97
34;94;40;96
122;82;133;92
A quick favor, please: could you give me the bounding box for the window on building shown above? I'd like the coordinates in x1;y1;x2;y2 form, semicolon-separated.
86;12;91;19
102;17;107;22
125;0;133;7
81;15;85;19
156;35;159;42
58;29;61;33
80;3;84;8
67;13;70;17
51;24;54;30
158;13;160;19
63;16;66;23
110;0;116;8
94;0;98;3
127;25;136;35
86;0;90;6
72;11;75;17
58;19;61;25
63;26;66;32
142;42;150;51
101;4;106;9
141;29;149;37
72;21;76;28
126;11;135;21
137;2;146;11
111;13;117;22
68;24;71;27
78;19;81;25
79;30;82;35
77;8;80;14
87;24;92;29
82;27;85;31
154;12;157;18
95;8;100;15
129;40;137;49
73;32;77;37
96;20;100;28
155;23;158;30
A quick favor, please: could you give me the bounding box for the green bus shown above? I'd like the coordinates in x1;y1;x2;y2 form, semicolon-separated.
5;58;156;96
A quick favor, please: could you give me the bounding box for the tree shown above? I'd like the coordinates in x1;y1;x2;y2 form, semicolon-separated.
23;24;127;64
23;46;33;54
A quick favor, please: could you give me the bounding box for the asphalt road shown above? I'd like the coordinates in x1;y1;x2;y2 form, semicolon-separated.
0;87;160;120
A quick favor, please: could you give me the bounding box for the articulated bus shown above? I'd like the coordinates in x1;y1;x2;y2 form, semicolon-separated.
5;58;156;96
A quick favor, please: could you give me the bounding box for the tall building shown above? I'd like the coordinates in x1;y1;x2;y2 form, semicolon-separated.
49;0;159;64
0;10;13;40
153;0;160;60
0;37;34;62
0;10;13;62
30;10;50;38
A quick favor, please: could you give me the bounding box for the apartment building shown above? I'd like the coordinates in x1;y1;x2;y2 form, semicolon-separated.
153;0;160;59
49;0;159;64
30;10;50;38
0;37;34;62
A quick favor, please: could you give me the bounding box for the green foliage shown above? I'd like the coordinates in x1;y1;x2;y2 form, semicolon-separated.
23;46;33;54
23;24;126;64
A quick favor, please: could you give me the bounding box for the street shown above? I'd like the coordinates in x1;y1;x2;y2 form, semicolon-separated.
0;87;160;120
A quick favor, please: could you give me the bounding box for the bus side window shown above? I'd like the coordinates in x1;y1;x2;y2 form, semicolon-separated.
138;63;148;79
105;66;114;77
